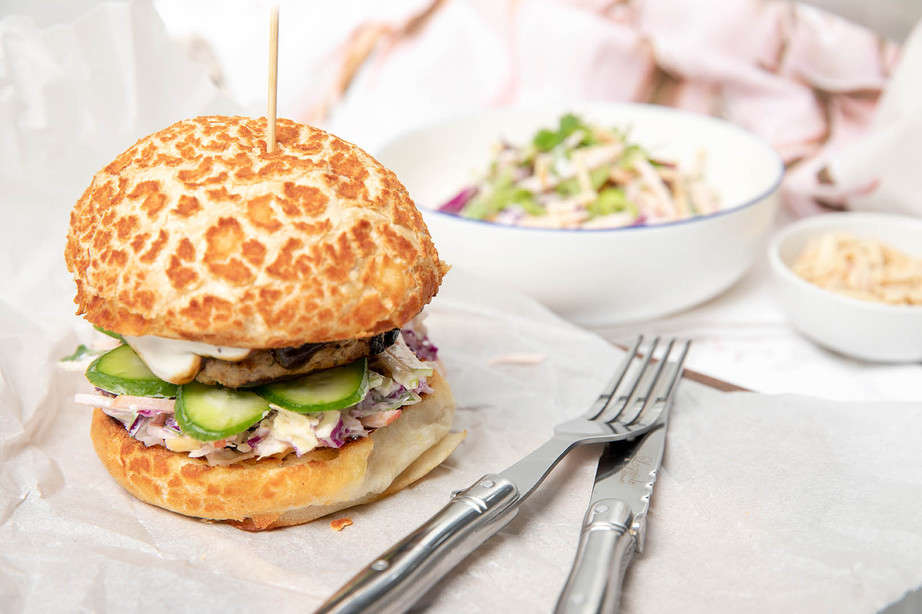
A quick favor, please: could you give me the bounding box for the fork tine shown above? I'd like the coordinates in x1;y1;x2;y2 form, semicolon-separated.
613;338;675;425
660;339;691;402
595;336;660;424
582;336;643;420
630;339;691;429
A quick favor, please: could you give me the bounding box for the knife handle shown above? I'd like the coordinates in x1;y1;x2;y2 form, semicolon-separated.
554;499;636;614
315;474;519;614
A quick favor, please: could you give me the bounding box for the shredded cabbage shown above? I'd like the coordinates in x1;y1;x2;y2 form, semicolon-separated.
401;315;439;361
376;336;434;389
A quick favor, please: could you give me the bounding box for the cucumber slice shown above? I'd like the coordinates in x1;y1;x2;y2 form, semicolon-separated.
256;358;368;413
175;382;269;441
86;344;178;397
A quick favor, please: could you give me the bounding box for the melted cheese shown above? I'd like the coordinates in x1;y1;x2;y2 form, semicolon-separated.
123;335;251;385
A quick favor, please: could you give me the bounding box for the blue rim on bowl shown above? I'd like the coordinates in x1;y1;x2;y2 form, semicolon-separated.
383;102;786;234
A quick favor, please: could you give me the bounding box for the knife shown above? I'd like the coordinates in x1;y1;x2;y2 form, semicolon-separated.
315;338;688;614
553;367;678;614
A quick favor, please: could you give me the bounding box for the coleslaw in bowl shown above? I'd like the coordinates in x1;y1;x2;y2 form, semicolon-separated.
376;103;783;324
438;113;720;229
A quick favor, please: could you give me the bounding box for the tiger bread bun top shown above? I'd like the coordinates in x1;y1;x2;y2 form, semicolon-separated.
66;116;448;348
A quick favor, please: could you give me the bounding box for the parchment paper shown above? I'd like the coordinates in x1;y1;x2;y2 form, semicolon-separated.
2;3;922;612
4;269;922;613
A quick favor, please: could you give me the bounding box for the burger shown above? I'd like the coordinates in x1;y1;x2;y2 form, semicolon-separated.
66;115;461;531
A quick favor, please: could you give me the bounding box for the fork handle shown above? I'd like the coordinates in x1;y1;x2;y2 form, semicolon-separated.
314;474;519;614
554;499;636;614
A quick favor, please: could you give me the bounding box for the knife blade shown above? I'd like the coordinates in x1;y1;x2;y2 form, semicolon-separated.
590;421;667;553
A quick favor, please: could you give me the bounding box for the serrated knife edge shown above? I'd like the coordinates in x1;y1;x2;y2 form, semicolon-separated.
588;424;666;550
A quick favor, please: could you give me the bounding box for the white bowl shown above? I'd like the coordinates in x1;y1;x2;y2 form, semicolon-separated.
376;102;783;325
769;212;922;362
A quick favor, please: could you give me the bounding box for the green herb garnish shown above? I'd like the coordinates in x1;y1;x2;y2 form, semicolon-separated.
532;113;595;152
61;344;101;362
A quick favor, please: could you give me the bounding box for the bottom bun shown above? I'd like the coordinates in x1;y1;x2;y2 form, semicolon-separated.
90;371;462;530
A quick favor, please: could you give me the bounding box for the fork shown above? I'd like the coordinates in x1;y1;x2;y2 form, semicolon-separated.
315;336;687;614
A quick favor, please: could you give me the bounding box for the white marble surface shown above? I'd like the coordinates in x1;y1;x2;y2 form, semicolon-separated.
593;215;922;402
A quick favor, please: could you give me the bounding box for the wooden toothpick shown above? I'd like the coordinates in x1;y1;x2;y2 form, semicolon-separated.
267;6;279;153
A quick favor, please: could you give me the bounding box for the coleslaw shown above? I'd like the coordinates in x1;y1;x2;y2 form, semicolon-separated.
438;113;719;229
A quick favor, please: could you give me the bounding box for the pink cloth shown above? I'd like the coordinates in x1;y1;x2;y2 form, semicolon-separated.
295;0;902;217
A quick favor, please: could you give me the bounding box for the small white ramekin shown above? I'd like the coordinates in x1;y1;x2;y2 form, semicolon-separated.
769;212;922;363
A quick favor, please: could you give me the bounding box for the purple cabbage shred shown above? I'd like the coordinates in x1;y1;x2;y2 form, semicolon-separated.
437;186;478;215
401;328;438;362
414;380;434;395
128;415;145;437
319;418;347;449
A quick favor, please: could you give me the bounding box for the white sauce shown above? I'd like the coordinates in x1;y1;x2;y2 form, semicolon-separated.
269;409;320;453
123;335;251;385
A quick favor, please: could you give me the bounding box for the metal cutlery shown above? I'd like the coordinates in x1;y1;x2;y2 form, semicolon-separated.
555;338;689;614
316;336;687;614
